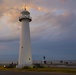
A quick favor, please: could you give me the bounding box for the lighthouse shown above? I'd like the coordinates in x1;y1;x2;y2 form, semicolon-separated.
17;7;32;68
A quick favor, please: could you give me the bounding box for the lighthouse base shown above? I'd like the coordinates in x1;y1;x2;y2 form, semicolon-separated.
16;64;32;68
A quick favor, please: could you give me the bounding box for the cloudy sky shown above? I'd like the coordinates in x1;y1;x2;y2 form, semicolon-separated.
0;0;76;61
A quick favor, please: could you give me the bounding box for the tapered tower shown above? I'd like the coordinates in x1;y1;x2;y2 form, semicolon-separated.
17;7;32;68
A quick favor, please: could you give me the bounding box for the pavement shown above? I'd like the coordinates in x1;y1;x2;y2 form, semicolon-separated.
0;71;75;75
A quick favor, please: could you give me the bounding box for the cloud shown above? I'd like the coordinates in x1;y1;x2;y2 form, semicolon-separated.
0;0;46;42
31;11;76;42
0;0;75;60
0;45;9;50
0;41;19;55
59;0;66;3
0;14;20;42
0;0;76;42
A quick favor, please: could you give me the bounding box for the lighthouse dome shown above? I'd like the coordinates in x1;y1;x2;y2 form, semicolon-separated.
19;7;32;22
21;9;30;15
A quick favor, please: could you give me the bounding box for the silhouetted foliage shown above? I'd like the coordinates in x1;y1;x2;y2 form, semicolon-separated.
51;62;53;64
33;64;44;68
60;60;63;64
65;62;68;65
44;61;46;64
4;62;16;68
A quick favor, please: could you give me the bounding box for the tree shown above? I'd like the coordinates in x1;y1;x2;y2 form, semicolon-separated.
60;60;63;64
51;62;53;64
65;62;68;65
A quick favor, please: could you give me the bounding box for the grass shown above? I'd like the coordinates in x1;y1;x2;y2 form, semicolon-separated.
0;66;76;74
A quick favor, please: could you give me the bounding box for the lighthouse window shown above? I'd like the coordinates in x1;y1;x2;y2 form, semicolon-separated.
29;58;30;60
22;47;23;48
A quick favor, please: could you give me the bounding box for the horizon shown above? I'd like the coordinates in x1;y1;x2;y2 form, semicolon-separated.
0;54;76;63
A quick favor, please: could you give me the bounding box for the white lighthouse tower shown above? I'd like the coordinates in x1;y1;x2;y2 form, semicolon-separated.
17;7;32;68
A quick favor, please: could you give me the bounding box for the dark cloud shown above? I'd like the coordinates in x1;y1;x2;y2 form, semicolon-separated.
0;40;19;55
0;0;76;60
32;11;76;40
31;37;76;60
30;10;76;60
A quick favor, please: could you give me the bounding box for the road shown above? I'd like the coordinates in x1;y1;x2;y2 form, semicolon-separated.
0;71;75;75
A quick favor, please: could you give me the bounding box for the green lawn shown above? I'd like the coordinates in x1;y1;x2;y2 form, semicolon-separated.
0;66;76;74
